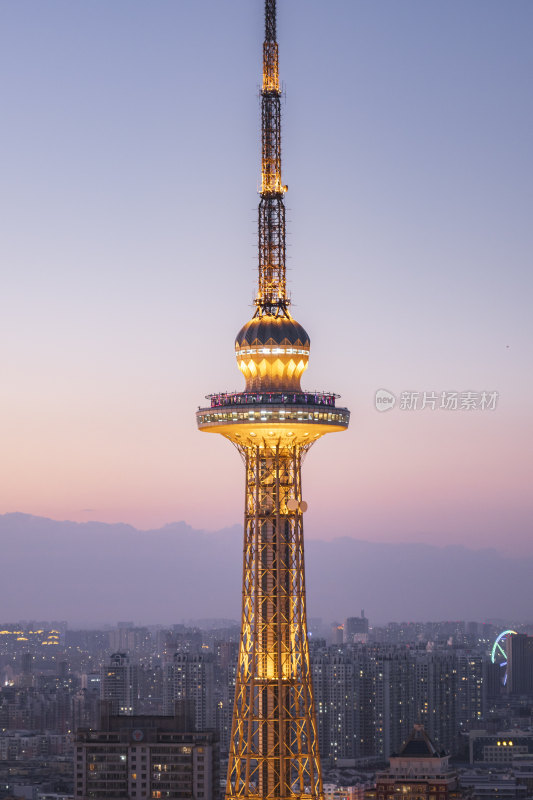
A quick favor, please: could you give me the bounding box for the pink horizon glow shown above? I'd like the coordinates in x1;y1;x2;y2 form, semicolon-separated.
1;2;531;559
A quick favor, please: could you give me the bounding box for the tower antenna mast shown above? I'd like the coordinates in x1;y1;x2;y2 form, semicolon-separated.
257;0;288;315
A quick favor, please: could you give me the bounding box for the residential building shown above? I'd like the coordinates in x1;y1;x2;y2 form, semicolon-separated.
74;710;219;799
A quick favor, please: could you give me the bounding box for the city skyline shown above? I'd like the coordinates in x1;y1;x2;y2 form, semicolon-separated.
1;1;532;556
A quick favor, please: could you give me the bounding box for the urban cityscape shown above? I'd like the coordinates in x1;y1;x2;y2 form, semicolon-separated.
1;1;532;800
0;618;533;799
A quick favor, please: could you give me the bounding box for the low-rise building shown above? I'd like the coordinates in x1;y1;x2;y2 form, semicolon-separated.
366;725;463;800
459;771;527;800
324;781;373;800
468;731;533;765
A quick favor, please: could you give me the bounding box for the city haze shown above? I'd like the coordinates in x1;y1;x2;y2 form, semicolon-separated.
1;513;531;627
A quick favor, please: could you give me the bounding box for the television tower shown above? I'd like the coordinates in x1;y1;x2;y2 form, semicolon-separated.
196;2;350;798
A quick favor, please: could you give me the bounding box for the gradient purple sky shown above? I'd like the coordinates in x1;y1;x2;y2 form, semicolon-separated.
1;1;532;554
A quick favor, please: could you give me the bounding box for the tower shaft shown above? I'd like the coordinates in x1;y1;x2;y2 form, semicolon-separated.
258;0;287;314
197;2;350;799
227;441;321;800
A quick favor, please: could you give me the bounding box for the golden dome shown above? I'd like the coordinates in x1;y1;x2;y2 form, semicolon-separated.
235;312;310;392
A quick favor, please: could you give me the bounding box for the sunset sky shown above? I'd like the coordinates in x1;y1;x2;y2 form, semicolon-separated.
1;0;532;555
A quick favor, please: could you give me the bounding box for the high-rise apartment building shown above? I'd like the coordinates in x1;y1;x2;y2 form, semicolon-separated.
109;626;152;655
413;652;457;754
19;652;34;688
163;654;216;732
507;634;533;695
312;654;356;762
214;650;238;754
344;614;369;645
100;653;139;716
456;652;484;728
311;646;483;763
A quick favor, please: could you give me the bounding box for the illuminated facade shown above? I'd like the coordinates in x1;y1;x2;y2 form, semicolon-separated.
74;712;218;800
197;2;349;799
366;725;463;800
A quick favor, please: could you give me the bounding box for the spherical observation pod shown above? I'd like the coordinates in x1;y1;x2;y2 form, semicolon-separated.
235;312;310;392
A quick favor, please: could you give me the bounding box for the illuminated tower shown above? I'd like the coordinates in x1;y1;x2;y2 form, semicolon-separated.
196;2;349;798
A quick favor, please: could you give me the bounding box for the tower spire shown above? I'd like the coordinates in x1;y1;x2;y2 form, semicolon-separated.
257;0;288;315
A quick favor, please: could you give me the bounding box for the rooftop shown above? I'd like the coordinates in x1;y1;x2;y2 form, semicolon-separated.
391;724;447;760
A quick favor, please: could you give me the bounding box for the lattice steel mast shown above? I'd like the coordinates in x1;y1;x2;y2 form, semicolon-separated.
196;3;350;799
257;0;288;314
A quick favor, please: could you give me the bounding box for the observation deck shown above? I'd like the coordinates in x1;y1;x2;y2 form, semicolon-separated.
196;390;350;446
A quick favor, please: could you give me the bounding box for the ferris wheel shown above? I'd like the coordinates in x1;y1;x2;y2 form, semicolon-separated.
491;629;517;686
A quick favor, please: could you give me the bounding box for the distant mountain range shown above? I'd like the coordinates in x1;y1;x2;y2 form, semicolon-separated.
0;513;530;627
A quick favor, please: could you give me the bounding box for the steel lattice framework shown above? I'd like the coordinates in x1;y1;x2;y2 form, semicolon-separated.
258;0;287;314
196;2;350;799
228;440;321;800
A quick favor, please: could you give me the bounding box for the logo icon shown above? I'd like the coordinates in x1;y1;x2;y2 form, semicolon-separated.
375;389;396;412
